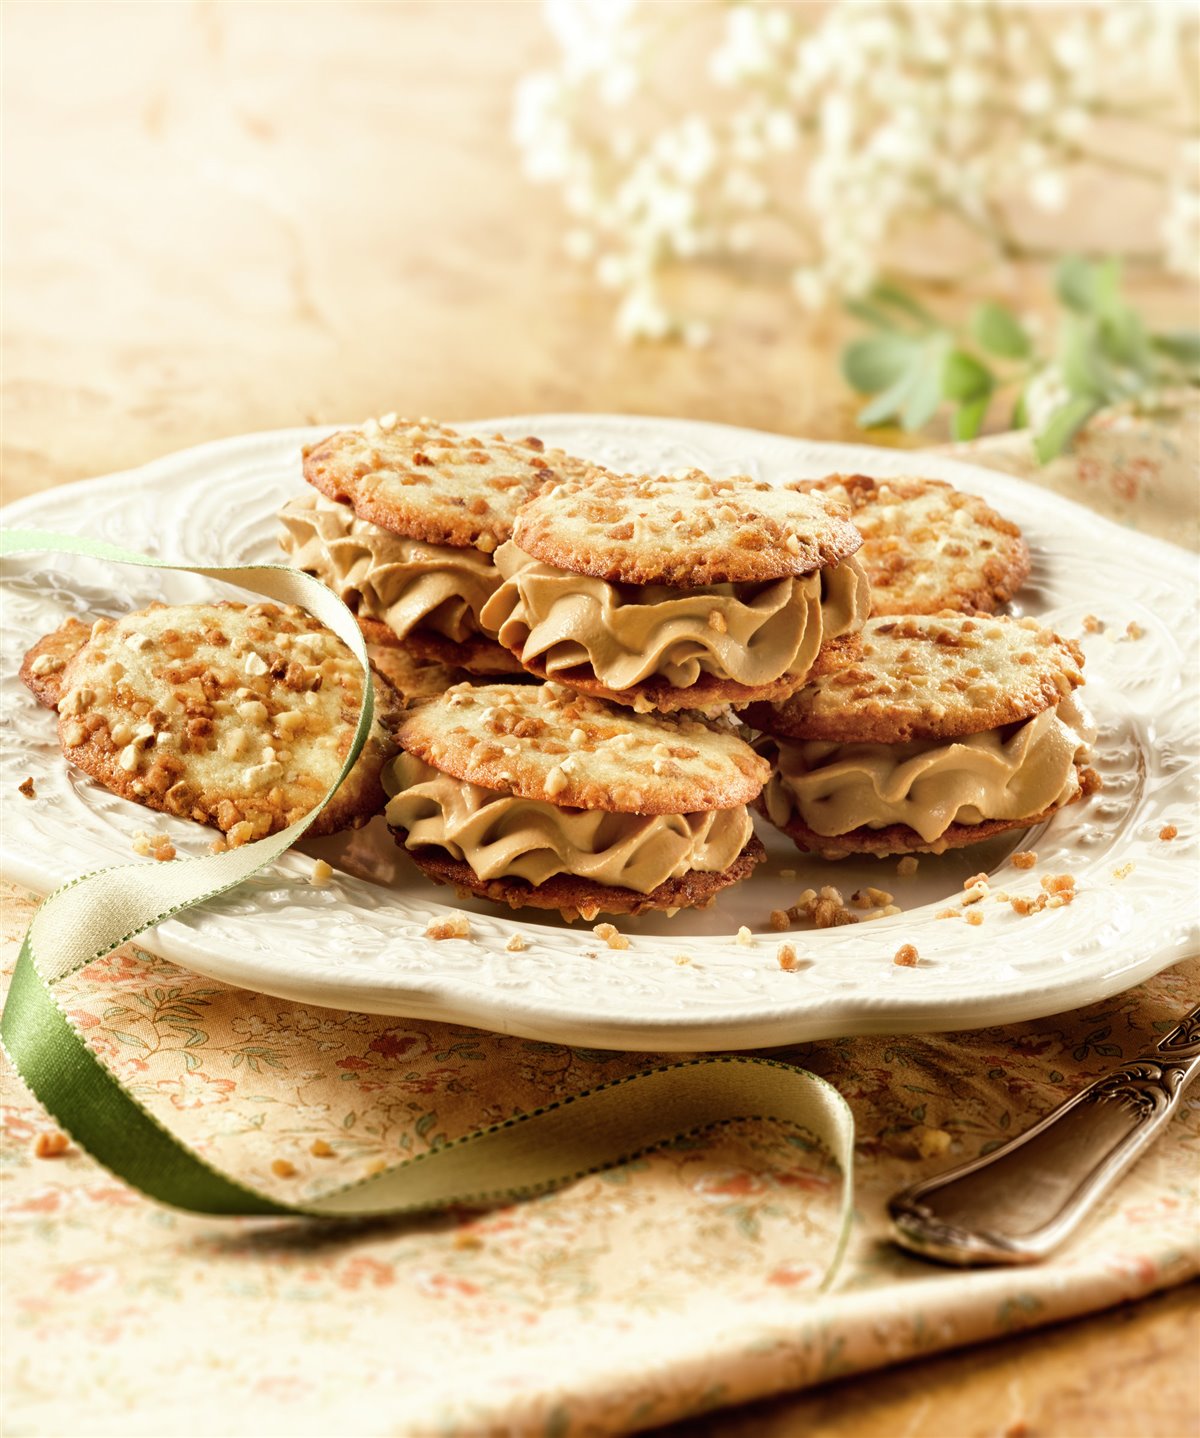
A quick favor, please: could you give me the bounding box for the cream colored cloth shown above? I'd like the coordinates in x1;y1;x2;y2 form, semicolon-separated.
2;410;1197;1436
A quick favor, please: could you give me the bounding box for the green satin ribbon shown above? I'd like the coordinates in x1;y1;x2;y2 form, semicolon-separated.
0;528;854;1276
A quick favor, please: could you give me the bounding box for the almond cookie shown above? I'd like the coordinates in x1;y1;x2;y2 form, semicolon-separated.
385;682;769;918
43;602;402;843
282;421;600;677
301;416;598;555
747;615;1096;857
793;474;1029;615
480;469;871;714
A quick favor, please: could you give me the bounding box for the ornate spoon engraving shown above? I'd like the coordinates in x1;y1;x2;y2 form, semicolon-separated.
888;1002;1200;1266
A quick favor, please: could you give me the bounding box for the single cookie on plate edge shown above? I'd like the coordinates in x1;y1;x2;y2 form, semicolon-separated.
479;468;872;714
280;416;604;678
792;474;1030;615
26;602;403;843
743;614;1098;858
384;682;769;920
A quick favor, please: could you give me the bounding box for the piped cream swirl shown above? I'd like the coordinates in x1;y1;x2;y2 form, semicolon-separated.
279;493;499;643
764;695;1092;843
384;753;752;892
480;542;870;690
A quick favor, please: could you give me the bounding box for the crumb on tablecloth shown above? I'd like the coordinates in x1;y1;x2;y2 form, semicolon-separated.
913;1125;951;1159
17;777;35;799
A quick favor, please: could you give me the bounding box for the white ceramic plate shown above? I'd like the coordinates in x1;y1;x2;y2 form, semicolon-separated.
2;416;1196;1050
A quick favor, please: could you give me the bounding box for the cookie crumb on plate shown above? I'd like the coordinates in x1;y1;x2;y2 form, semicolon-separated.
426;913;471;940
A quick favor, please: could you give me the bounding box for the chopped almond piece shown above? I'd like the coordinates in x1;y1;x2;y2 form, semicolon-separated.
426;913;471;940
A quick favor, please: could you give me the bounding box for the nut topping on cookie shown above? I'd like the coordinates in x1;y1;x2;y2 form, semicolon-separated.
302;418;600;553
793;474;1030;615
512;469;862;587
398;682;769;813
29;601;402;841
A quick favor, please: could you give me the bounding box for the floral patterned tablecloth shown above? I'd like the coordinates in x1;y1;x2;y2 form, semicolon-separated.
2;412;1198;1437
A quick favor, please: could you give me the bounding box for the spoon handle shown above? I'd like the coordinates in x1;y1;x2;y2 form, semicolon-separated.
888;1004;1200;1266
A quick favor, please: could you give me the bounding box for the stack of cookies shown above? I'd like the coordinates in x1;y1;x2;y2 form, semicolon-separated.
480;467;871;713
745;615;1097;859
279;417;600;695
23;414;1098;929
384;684;768;921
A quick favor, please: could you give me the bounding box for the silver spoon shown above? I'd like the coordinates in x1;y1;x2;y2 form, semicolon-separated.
889;1001;1200;1266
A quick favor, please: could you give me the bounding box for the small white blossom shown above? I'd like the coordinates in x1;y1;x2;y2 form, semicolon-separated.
1024;366;1071;433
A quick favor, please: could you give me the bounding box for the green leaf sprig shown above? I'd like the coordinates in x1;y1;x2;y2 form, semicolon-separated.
841;260;1200;462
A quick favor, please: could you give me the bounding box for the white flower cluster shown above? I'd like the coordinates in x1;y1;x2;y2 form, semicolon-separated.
513;1;1200;339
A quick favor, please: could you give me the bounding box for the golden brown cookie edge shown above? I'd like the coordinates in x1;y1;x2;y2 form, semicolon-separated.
393;829;766;918
511;478;865;587
20;616;94;709
796;473;1031;616
754;764;1100;857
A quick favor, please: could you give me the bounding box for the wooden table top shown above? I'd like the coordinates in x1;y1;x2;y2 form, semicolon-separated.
4;5;1196;1435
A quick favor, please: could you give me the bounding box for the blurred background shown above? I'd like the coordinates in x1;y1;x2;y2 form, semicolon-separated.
3;0;1197;503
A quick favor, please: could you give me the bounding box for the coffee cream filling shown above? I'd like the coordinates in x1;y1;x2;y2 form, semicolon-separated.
279;493;499;644
384;752;752;892
763;694;1091;842
480;542;871;690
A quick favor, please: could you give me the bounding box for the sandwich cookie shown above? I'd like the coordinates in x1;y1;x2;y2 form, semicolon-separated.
280;417;600;677
793;474;1029;615
480;469;872;714
25;602;403;843
384;682;770;920
744;614;1098;858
